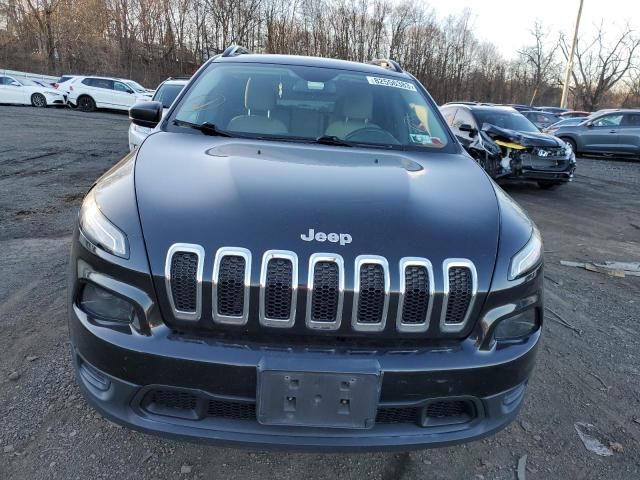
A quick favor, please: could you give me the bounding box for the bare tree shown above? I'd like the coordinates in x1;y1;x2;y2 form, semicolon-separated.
518;20;559;105
561;24;640;110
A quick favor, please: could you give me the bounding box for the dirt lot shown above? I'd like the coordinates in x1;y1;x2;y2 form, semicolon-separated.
1;106;639;480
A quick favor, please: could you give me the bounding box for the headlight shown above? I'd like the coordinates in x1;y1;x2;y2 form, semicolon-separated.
494;309;538;340
508;226;542;280
79;283;136;323
79;189;128;258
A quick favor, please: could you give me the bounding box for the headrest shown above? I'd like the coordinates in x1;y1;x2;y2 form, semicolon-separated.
342;89;373;120
244;77;276;113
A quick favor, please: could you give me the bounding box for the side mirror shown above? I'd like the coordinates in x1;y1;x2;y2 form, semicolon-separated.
459;123;478;137
129;101;163;128
585;121;593;128
10;81;21;87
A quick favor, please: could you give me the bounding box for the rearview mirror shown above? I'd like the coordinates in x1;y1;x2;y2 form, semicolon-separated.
129;101;163;128
459;123;478;137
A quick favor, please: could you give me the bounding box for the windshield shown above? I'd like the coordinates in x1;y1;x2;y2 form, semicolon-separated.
16;77;36;86
153;83;185;109
125;80;146;93
475;110;539;133
170;63;449;149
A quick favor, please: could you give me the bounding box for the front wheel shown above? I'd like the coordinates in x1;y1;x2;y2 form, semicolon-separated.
77;95;96;112
31;93;47;108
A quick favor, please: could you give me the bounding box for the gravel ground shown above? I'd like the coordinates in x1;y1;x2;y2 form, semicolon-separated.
1;106;639;480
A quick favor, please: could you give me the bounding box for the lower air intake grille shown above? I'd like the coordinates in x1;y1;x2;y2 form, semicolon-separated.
207;399;256;420
376;407;420;424
217;256;246;317
265;258;293;319
311;262;340;322
170;252;198;312
357;264;386;323
402;266;430;324
426;400;470;418
445;267;473;324
150;390;197;411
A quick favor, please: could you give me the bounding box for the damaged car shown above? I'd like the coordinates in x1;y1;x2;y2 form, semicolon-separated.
441;104;575;189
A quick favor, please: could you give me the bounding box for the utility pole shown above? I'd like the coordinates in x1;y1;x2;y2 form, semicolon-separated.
560;0;584;108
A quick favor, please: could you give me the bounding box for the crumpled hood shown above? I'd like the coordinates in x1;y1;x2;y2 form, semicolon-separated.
481;123;564;148
135;133;501;290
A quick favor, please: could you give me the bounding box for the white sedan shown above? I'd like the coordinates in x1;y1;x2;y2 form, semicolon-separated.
0;74;67;107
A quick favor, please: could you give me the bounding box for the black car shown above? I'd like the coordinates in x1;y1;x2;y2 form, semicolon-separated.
441;104;576;189
68;47;544;450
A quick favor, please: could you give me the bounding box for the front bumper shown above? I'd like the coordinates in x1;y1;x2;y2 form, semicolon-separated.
70;301;539;451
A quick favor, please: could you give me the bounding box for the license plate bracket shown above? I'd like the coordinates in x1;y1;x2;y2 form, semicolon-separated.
257;358;381;429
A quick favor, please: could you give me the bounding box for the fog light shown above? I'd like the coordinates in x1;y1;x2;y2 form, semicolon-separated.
494;309;538;341
80;283;135;323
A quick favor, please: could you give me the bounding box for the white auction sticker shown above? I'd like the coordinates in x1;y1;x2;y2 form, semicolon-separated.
366;76;417;91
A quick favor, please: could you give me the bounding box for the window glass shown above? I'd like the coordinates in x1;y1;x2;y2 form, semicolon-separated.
114;82;130;93
452;109;475;130
593;114;623;127
623;113;640;126
441;107;457;126
170;63;450;149
153;83;185;108
82;78;93;86
474;110;539;133
0;76;10;85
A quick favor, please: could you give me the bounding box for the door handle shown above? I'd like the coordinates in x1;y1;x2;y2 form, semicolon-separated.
609;130;618;133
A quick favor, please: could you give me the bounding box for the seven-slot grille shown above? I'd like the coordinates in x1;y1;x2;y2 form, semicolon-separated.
165;246;477;333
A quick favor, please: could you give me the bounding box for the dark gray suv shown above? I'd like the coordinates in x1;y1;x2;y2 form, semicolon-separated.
553;109;640;157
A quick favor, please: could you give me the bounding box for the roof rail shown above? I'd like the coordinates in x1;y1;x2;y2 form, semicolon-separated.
167;76;191;80
221;45;252;58
367;58;403;73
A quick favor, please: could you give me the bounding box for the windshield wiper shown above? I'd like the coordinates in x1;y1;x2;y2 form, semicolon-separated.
173;120;233;137
312;135;353;147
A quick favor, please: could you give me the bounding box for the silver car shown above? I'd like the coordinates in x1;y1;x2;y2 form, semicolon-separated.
553;109;640;157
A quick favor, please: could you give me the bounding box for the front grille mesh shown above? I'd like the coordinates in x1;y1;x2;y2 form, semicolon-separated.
144;389;475;426
150;390;197;411
311;261;340;322
217;256;246;316
357;264;386;323
264;258;293;319
170;252;198;312
426;400;470;418
402;266;430;324
445;267;473;324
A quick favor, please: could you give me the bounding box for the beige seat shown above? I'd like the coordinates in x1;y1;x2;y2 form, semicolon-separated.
227;77;288;135
325;89;380;139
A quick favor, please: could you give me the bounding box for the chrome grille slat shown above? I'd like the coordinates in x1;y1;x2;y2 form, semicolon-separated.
396;258;434;333
259;250;298;328
306;253;344;330
440;259;477;333
212;247;251;325
164;243;205;321
352;255;390;332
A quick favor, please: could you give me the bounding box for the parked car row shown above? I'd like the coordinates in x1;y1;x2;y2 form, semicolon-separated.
0;74;67;107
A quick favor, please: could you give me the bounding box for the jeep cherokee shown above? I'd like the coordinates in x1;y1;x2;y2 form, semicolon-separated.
68;46;544;450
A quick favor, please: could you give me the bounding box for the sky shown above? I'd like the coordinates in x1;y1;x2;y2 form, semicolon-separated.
426;0;638;58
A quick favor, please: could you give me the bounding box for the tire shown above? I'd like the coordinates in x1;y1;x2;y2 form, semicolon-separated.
560;137;577;155
538;181;560;190
31;93;46;108
77;95;96;112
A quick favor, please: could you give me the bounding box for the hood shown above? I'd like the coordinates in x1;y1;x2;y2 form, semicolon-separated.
481;123;563;148
135;133;501;295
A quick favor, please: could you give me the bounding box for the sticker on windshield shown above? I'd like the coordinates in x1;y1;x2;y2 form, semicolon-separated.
366;76;417;91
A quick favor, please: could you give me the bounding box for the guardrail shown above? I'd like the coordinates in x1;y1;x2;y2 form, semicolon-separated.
0;69;58;83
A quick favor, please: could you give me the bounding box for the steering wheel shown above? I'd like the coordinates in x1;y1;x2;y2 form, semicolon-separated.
345;127;400;144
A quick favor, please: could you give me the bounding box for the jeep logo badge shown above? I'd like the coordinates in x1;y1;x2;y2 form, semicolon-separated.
301;228;352;246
